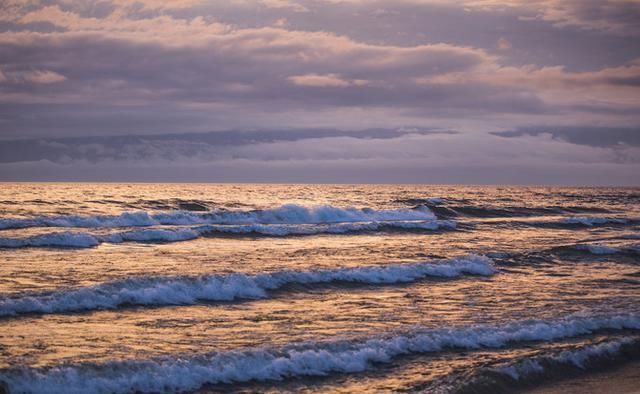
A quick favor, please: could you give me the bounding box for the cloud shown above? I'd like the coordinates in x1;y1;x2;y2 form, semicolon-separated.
536;0;640;36
259;0;309;12
463;0;640;36
16;5;230;44
0;69;66;84
288;73;368;87
497;37;512;50
318;0;640;36
493;126;640;147
23;70;66;83
1;131;638;184
0;0;639;184
2;17;636;126
0;128;452;163
420;59;640;114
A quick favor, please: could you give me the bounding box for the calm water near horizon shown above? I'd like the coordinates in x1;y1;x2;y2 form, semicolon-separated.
0;183;639;393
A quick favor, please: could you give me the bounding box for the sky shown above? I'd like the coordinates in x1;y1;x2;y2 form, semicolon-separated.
0;0;639;184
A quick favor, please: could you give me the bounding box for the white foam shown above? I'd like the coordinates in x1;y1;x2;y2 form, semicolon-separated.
0;255;494;316
0;229;200;249
196;219;456;236
104;228;201;243
0;232;100;248
0;204;437;230
0;211;159;230
0;220;455;249
496;337;635;380
1;313;638;394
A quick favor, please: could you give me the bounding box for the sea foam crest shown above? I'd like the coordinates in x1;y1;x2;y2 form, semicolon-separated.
495;337;636;380
0;232;101;248
195;219;456;236
0;219;456;249
0;255;494;316
430;337;639;393
1;313;638;394
0;204;436;230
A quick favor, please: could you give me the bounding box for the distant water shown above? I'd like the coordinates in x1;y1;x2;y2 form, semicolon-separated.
0;183;639;393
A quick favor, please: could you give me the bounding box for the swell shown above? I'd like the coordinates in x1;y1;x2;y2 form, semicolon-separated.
478;244;640;271
394;198;613;219
0;255;494;316
443;337;640;394
0;219;456;249
483;216;635;229
556;216;632;227
1;214;633;250
561;243;640;256
0;312;638;394
0;204;436;230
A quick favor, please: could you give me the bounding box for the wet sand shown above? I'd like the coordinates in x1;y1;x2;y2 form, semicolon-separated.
524;361;640;394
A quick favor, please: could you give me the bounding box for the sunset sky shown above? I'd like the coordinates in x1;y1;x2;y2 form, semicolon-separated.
1;0;639;184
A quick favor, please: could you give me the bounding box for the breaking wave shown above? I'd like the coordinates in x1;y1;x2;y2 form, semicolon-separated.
0;219;456;249
1;312;638;394
433;337;640;394
495;337;638;380
394;199;612;219
196;220;456;237
0;204;436;230
0;232;102;248
0;255;494;316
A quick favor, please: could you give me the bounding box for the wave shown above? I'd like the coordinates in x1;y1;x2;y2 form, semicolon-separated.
0;255;494;316
0;229;202;249
560;216;628;226
393;199;612;219
508;216;634;230
0;232;102;248
435;337;640;394
196;220;456;237
553;243;640;255
0;204;436;230
495;337;637;380
1;312;638;393
436;206;566;219
574;244;622;255
0;219;456;249
394;197;445;205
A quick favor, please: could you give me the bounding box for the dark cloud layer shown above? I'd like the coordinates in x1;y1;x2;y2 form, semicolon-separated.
494;127;640;148
0;128;452;163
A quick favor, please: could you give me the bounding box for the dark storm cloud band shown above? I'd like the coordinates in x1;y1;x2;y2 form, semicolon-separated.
0;128;453;163
494;127;640;148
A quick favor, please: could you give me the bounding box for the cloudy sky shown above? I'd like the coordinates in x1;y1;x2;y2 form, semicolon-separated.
1;0;639;184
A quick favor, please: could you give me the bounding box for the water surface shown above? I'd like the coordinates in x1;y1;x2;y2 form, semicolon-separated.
0;184;639;393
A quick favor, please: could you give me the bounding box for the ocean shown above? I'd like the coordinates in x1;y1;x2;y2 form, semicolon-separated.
0;183;638;393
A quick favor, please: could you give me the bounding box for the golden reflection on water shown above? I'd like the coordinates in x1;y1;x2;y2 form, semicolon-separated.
0;184;638;392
